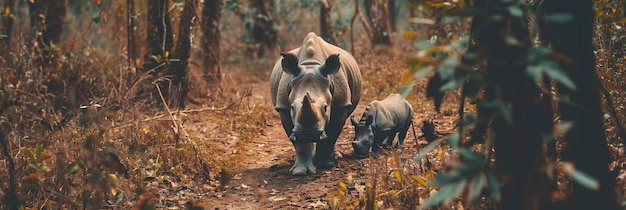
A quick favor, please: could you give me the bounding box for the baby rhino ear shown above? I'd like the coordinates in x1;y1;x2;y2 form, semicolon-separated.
281;53;300;75
321;54;340;76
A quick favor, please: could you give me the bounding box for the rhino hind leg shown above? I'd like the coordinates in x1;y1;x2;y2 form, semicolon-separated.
382;134;396;148
291;143;316;176
397;123;411;149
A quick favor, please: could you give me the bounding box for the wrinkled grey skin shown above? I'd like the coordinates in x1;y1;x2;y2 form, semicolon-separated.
270;32;362;175
351;93;414;158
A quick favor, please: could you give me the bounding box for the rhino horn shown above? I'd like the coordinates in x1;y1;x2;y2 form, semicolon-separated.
350;115;359;126
299;93;318;124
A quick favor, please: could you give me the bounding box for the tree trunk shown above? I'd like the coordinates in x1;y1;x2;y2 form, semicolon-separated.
127;0;136;71
388;0;396;32
1;0;15;54
202;0;221;83
469;0;552;208
320;0;337;45
168;0;196;108
144;0;173;73
28;0;68;64
363;0;392;47
544;0;619;209
250;0;277;57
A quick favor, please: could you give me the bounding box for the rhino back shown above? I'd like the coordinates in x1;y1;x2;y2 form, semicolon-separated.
372;94;413;131
303;33;361;110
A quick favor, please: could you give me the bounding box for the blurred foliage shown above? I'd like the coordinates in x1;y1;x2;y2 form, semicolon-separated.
1;0;625;209
396;0;626;208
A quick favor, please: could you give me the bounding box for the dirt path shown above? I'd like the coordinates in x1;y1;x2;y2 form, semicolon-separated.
201;77;443;209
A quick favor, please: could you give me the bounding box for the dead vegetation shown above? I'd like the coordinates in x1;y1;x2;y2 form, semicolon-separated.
1;1;626;209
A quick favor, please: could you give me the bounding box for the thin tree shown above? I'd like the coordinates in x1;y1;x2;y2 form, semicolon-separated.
127;0;135;71
168;0;197;108
1;0;15;54
388;0;397;32
28;0;69;64
144;0;173;72
320;0;337;45
363;0;393;46
201;0;221;83
543;0;619;209
470;0;552;207
250;0;277;57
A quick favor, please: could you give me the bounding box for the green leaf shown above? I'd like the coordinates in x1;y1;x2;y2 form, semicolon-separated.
562;163;600;190
467;173;486;203
450;161;475;177
457;148;485;167
29;163;38;170
143;176;157;183
415;66;434;78
66;163;80;176
92;15;101;24
40;120;54;132
545;13;573;23
507;5;523;17
35;144;45;156
448;132;460;148
112;192;124;204
400;82;416;97
413;137;445;161
440;16;461;23
417;40;434;50
569;169;600;190
481;99;512;124
439;75;465;92
430;172;464;186
24;149;35;161
526;65;543;82
442;6;482;18
543;62;576;90
442;56;459;68
422;179;467;208
457;113;477;128
487;174;501;201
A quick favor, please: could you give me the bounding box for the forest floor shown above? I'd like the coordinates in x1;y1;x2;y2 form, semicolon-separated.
139;51;464;210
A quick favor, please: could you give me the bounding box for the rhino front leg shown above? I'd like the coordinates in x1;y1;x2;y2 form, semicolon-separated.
372;135;387;156
314;107;350;168
277;110;315;175
314;126;340;169
291;143;316;176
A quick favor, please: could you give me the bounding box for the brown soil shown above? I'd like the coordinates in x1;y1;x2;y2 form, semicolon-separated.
175;59;454;209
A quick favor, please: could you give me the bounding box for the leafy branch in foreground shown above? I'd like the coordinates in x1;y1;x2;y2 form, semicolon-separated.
403;0;618;208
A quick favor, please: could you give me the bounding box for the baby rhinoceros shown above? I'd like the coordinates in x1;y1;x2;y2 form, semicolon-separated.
351;93;414;158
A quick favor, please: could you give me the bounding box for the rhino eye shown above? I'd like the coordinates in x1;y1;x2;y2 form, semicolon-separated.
323;104;328;113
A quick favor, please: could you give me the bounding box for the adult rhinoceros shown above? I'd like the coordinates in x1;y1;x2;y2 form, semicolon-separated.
270;32;362;176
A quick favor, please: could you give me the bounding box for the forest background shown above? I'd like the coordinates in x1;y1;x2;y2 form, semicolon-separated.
1;0;626;209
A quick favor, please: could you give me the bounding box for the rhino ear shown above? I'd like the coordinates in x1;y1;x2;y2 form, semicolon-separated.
281;52;300;75
321;54;340;76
